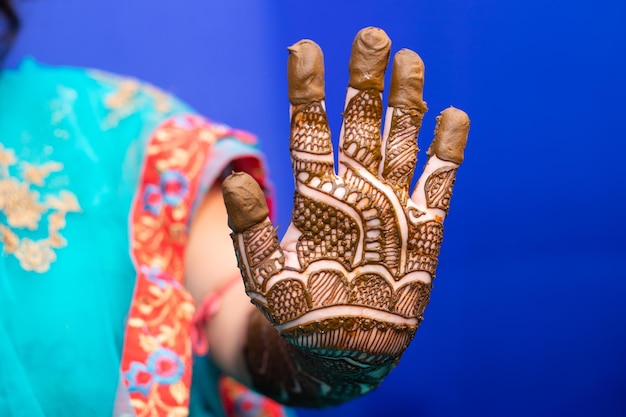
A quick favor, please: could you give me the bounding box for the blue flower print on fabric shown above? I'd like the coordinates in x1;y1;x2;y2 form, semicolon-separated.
142;184;162;215
125;362;153;397
147;347;184;385
160;169;188;206
141;169;189;215
124;347;184;398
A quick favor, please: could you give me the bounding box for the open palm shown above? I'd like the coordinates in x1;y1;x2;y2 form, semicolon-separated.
223;27;469;376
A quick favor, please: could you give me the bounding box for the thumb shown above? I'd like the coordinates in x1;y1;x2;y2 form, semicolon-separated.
222;171;269;232
221;172;285;300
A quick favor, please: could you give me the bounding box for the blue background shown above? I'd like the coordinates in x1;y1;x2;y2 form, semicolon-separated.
6;1;625;416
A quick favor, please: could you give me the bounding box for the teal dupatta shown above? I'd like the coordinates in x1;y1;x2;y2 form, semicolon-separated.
0;59;280;417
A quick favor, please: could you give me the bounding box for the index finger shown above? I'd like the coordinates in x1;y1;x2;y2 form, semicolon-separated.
288;40;335;185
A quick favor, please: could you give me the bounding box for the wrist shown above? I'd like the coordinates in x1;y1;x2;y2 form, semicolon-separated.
244;309;401;408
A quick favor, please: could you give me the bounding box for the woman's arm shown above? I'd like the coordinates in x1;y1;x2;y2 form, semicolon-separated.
184;184;256;386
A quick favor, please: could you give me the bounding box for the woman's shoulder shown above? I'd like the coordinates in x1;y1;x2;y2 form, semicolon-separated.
2;57;194;131
7;58;184;101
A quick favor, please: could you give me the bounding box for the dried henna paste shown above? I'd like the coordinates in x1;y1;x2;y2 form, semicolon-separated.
388;48;427;113
348;27;391;91
222;172;269;232
287;40;325;105
427;107;470;165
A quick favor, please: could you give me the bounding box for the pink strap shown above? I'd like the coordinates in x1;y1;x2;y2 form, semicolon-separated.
191;276;241;356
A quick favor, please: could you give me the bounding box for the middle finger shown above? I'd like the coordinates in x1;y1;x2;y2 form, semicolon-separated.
337;27;391;177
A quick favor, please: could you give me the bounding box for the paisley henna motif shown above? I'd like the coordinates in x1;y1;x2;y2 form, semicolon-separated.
424;166;457;213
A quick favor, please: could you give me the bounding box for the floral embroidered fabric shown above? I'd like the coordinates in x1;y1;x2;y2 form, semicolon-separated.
121;114;222;415
0;145;81;273
0;59;288;417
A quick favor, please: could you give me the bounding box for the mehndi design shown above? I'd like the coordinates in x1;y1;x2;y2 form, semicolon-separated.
223;27;470;406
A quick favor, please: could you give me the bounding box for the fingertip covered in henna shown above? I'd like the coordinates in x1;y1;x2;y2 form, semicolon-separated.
221;172;269;232
288;40;325;105
427;107;470;165
388;49;427;113
348;27;391;91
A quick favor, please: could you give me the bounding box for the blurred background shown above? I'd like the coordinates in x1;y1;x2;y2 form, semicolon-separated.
6;0;625;416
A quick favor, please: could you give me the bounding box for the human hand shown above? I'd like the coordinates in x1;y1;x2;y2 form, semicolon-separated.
223;27;469;372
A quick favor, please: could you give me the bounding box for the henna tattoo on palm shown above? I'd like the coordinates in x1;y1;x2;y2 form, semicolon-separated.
223;27;470;403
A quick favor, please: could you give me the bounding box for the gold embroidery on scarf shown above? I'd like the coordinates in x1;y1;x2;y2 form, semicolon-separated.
89;70;173;130
50;86;78;141
0;144;81;273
